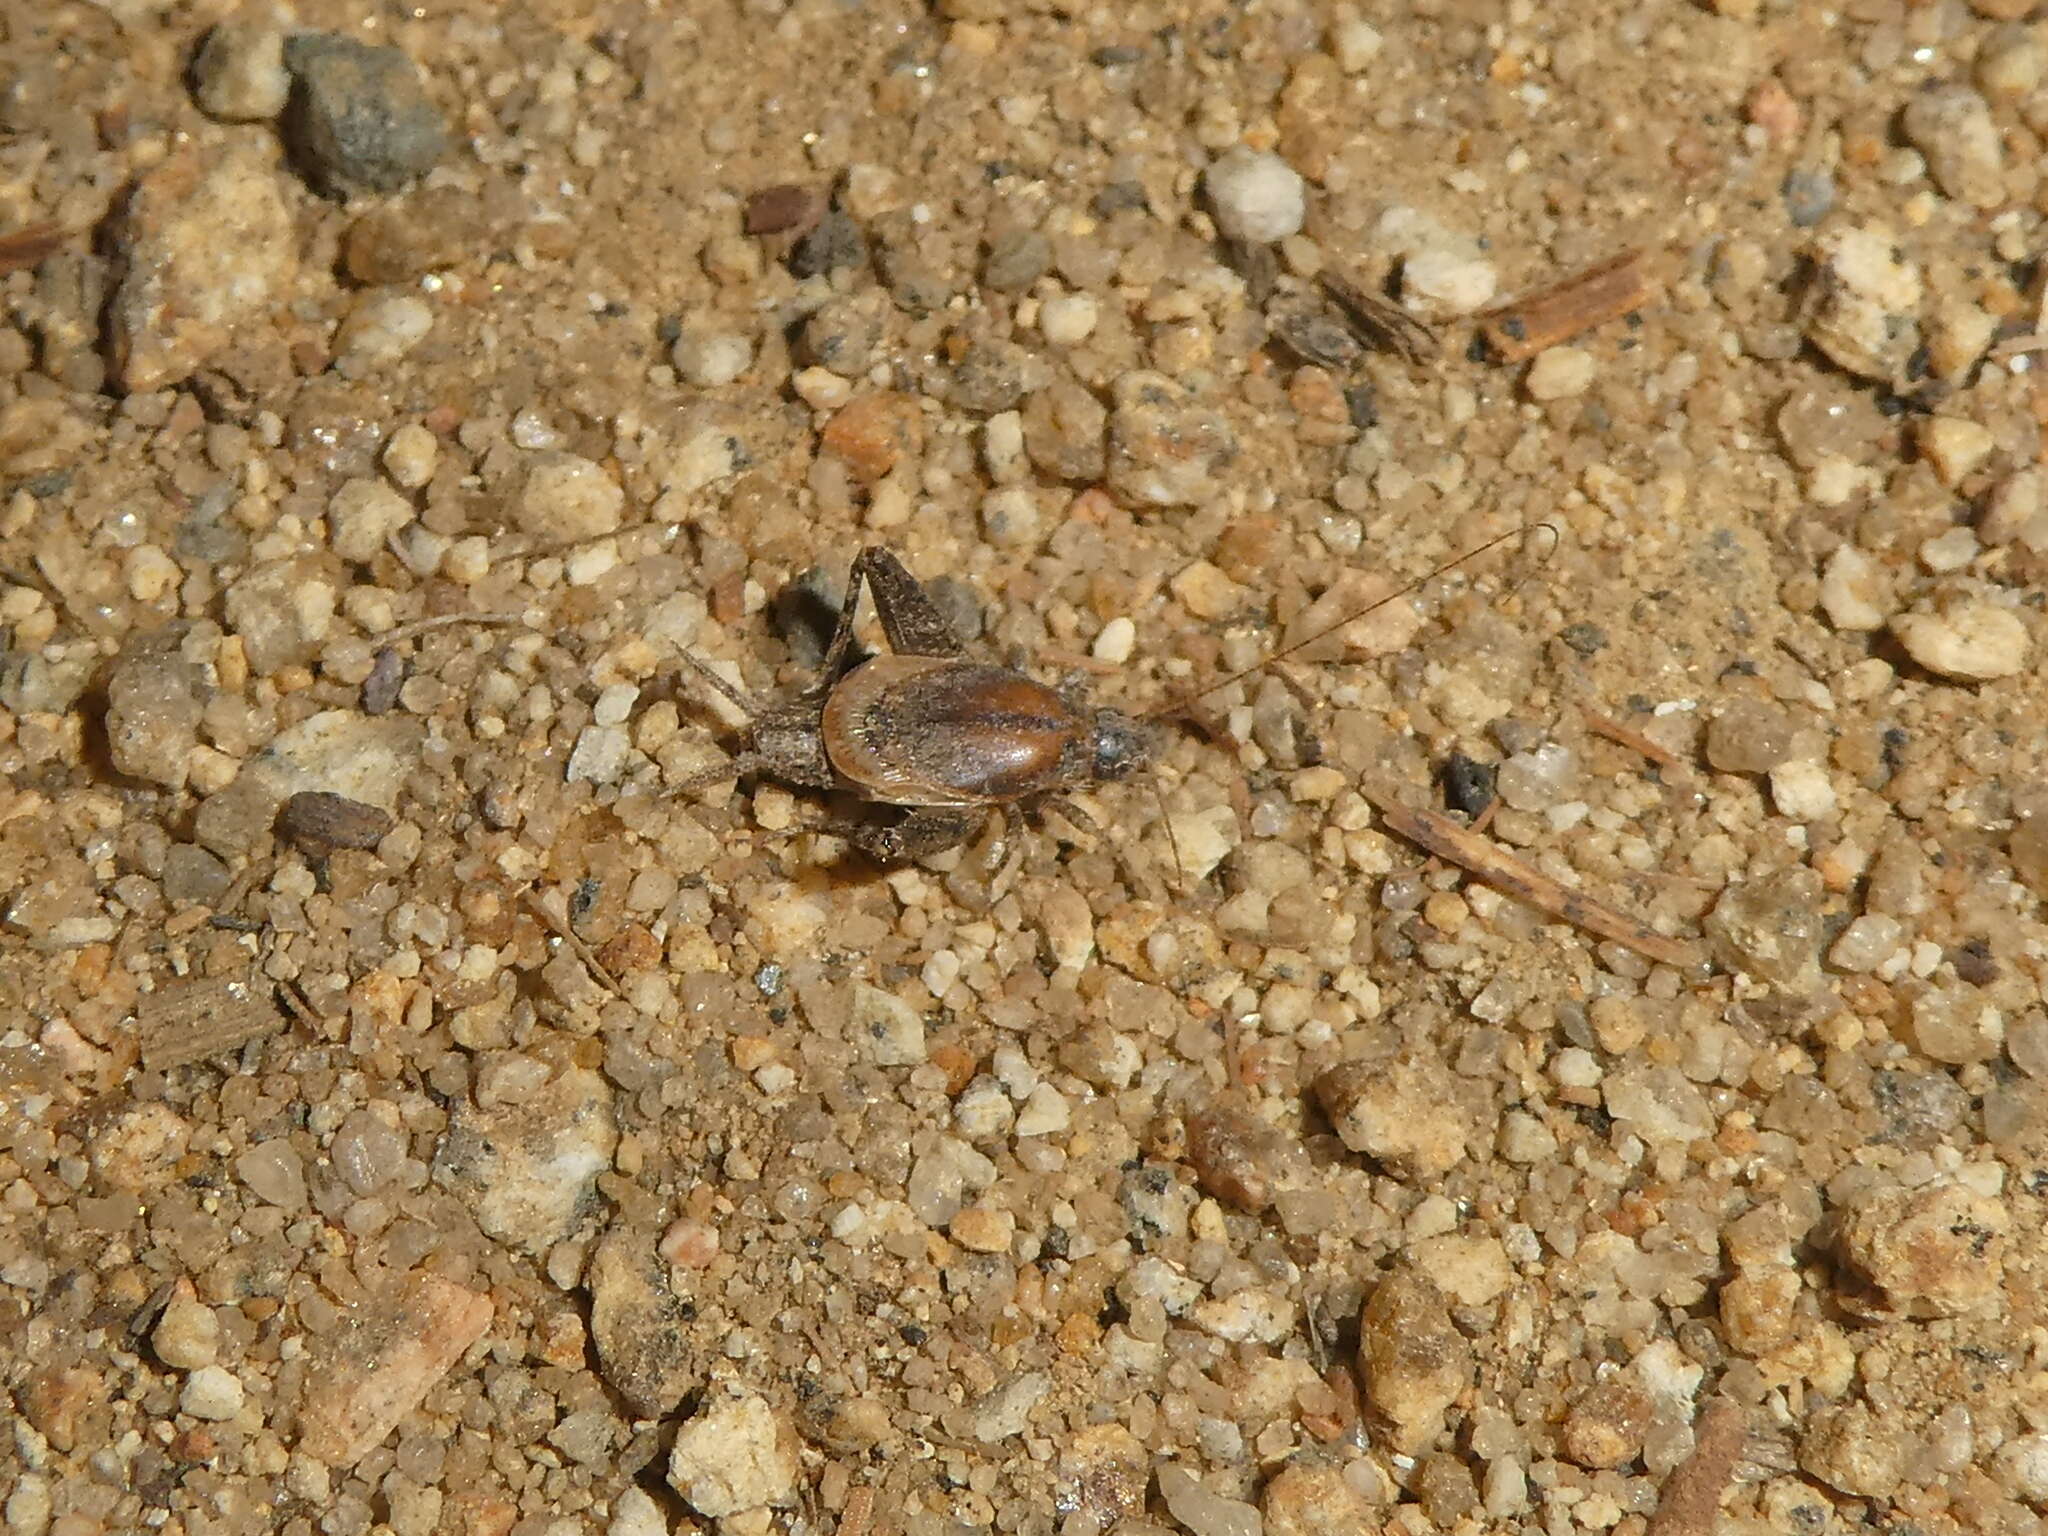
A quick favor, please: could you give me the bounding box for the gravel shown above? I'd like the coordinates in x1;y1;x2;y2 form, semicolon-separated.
4;3;2047;1533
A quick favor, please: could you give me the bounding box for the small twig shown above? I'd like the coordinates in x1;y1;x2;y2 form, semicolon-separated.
1581;706;1687;773
1646;1398;1747;1536
1363;789;1700;968
379;611;528;645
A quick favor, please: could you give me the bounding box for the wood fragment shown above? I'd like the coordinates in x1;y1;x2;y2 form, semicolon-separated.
1363;789;1699;968
1647;1398;1747;1536
1480;249;1652;362
135;975;285;1069
0;222;64;277
1581;706;1687;773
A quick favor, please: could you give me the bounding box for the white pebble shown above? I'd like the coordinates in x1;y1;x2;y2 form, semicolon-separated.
1092;615;1136;665
1331;11;1384;73
1919;525;1979;573
1525;346;1595;401
125;544;181;602
510;410;565;450
1829;914;1904;974
1203;147;1306;244
516;453;623;541
566;724;632;784
442;535;490;585
332;293;434;379
1819;544;1887;631
1402;247;1498;316
383;422;439;489
1015;1082;1070;1137
792;366;853;411
1769;759;1837;821
565;538;620;586
593;682;640;727
671;330;754;388
327;478;413;563
1918;415;1995;486
180;1365;245;1421
981;485;1042;548
983;411;1027;484
1892;598;2031;681
1039;292;1099;345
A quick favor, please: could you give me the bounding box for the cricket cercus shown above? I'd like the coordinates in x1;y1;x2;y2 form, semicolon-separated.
679;534;1535;869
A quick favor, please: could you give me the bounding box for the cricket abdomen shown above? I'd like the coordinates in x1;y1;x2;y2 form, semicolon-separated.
822;655;1088;806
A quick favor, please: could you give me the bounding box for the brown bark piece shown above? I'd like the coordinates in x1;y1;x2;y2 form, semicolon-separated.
136;975;286;1070
1480;250;1653;362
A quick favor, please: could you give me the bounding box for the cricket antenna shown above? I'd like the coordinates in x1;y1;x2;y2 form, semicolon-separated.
1143;520;1559;725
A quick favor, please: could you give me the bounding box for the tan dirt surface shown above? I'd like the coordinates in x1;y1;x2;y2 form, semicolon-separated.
2;2;2046;1535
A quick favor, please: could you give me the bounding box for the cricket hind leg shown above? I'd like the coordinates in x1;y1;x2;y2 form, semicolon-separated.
848;547;965;660
844;805;983;864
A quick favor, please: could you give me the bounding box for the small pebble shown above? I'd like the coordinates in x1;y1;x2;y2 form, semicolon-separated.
667;1391;798;1517
1358;1269;1470;1450
1981;466;2048;548
192;4;293;121
850;983;925;1066
983;227;1052;291
1919;525;1979;573
671;329;753;388
1402;247;1497;316
1818;544;1888;631
1917;415;1995;486
154;1288;221;1370
1829;914;1903;973
1203;147;1307;243
1900;83;2006;209
383;422;439;489
1769;759;1836;821
1329;13;1384;72
1892;597;2030;681
1525;346;1595;400
327;477;412;562
1705;866;1825;992
1837;1178;2007;1316
180;1365;245;1421
1039;292;1098;345
332;292;433;378
516;453;623;542
282;32;449;196
1705;697;1793;774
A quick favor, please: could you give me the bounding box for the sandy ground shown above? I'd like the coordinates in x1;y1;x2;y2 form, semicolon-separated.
2;0;2047;1533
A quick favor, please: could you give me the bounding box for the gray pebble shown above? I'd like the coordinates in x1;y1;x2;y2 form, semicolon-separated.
983;228;1052;292
788;208;866;278
1781;167;1835;227
283;33;448;197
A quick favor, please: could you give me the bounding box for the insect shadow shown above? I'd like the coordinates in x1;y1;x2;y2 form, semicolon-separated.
675;529;1548;887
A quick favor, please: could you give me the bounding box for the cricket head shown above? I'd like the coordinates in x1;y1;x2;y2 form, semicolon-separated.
1088;707;1154;784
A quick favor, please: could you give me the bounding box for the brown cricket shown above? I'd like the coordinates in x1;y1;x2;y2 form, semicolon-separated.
681;546;1150;863
679;533;1534;870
